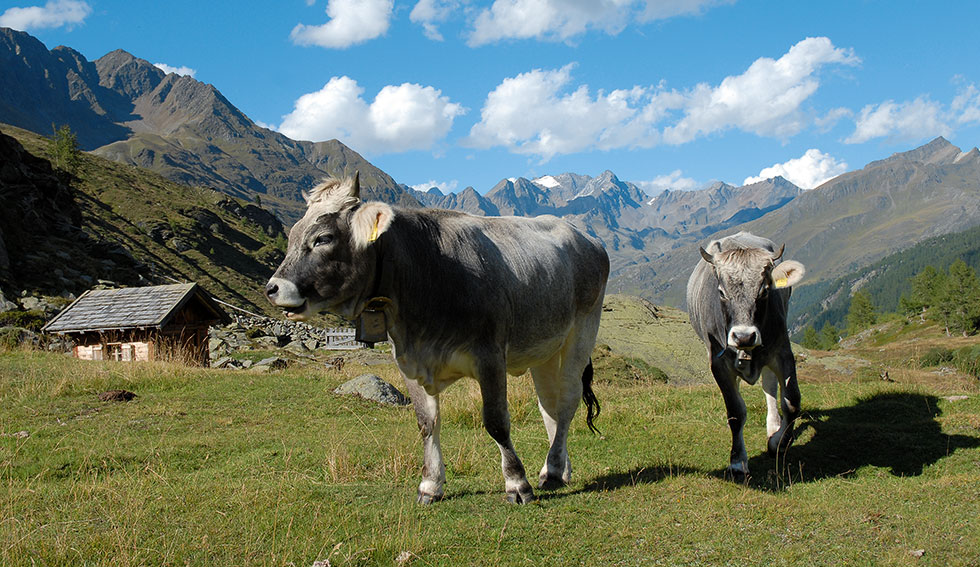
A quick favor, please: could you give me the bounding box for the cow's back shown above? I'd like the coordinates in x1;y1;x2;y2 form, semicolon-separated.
383;208;608;356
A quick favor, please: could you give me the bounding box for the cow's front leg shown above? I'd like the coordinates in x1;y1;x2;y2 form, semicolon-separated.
402;376;445;504
478;360;534;503
712;356;748;480
763;355;800;457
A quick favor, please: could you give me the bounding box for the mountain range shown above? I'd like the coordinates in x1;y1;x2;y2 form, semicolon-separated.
3;26;980;331
0;27;418;224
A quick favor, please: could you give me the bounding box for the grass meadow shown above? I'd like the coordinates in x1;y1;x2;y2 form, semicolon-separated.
2;344;979;566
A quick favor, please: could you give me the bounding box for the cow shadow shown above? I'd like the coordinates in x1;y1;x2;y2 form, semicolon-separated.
742;391;980;491
575;392;980;495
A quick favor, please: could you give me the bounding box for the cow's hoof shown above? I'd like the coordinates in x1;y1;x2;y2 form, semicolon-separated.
416;490;444;505
505;486;535;504
537;475;567;490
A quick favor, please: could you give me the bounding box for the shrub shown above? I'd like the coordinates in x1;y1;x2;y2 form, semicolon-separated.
954;345;980;379
0;310;46;331
919;347;955;368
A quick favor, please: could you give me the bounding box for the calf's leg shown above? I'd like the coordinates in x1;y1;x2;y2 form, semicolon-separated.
764;353;801;457
478;358;535;503
712;357;749;479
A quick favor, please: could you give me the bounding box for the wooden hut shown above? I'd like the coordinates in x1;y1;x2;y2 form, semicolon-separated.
42;283;231;365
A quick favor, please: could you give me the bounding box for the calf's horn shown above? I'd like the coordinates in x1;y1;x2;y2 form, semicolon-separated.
773;244;785;261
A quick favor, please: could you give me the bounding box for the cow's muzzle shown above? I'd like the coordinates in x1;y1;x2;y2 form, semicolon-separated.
265;277;310;320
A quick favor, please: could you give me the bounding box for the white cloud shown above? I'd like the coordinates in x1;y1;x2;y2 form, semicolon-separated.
638;0;734;21
845;97;950;144
743;148;847;189
0;0;90;31
291;0;393;48
153;63;197;78
467;38;858;161
278;76;465;154
636;169;699;196
951;83;980;126
843;83;980;144
663;37;860;144
466;64;656;161
410;179;459;193
410;0;460;41
467;0;732;46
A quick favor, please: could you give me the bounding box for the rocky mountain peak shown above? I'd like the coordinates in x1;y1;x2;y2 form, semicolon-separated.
95;49;165;100
867;136;962;169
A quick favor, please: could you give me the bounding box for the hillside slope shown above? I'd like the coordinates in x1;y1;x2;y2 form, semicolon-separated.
1;124;287;316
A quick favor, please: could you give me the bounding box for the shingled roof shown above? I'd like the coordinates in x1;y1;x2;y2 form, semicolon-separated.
43;283;231;333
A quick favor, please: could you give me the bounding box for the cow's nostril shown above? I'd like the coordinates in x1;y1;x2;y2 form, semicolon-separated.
265;282;279;299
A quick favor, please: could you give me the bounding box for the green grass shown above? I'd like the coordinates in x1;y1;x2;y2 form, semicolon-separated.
2;346;979;566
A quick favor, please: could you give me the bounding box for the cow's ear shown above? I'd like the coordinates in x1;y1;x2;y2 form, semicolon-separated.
772;260;805;288
350;202;394;249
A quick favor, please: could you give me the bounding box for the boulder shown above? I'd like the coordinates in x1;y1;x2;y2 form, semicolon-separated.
334;374;409;406
253;356;288;370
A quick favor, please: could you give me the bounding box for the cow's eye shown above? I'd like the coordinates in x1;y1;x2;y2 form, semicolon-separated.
313;234;335;248
717;286;729;301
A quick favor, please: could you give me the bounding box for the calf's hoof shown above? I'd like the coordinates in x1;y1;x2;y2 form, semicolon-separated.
416;490;444;505
725;463;749;484
537;475;567;491
766;424;796;458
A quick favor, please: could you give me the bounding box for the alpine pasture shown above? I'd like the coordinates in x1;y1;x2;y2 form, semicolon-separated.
2;312;979;566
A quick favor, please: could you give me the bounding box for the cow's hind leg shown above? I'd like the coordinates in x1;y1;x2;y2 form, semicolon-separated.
531;312;599;489
478;358;534;503
712;357;749;480
530;352;582;489
402;377;445;504
763;354;801;457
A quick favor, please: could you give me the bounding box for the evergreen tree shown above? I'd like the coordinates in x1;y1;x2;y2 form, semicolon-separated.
801;325;820;349
846;289;877;335
49;124;81;177
820;323;840;350
945;260;980;336
909;265;944;313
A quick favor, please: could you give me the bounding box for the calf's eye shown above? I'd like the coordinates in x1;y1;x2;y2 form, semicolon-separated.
313;234;335;248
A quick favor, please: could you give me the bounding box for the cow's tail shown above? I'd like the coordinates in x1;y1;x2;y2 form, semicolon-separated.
582;358;601;434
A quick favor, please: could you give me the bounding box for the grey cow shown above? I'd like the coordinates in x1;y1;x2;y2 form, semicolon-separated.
265;175;609;504
687;231;805;479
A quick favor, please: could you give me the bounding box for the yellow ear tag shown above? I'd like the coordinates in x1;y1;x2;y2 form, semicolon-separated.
368;215;380;243
774;277;789;289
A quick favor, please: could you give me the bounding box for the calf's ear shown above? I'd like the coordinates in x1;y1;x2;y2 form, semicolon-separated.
350;202;395;249
772;260;805;288
699;247;715;265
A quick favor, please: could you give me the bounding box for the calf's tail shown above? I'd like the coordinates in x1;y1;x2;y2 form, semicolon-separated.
582;358;601;434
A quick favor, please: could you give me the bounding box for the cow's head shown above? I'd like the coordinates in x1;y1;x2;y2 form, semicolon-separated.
265;174;394;320
699;244;805;361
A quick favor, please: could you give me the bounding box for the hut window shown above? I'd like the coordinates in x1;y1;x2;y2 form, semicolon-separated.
121;344;134;362
92;345;104;360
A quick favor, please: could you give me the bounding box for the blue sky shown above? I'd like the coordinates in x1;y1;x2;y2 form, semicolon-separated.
5;0;980;196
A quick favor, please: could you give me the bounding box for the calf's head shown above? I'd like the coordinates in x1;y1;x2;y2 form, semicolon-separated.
699;244;805;356
265;174;394;320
